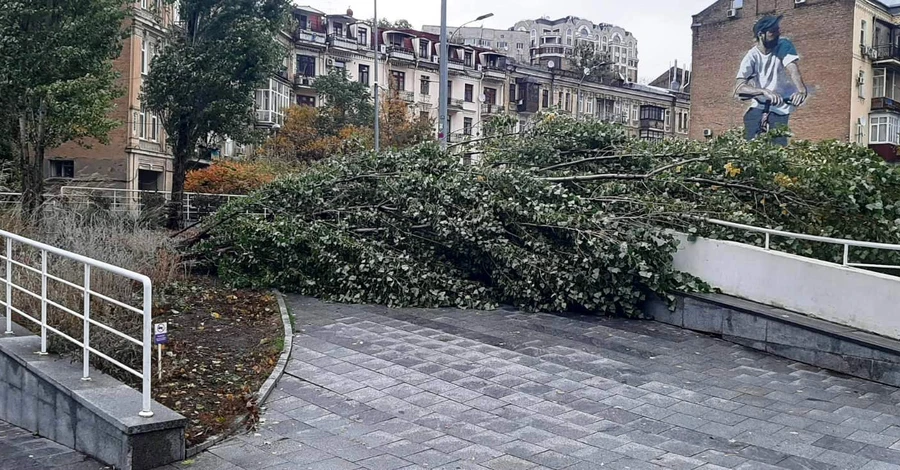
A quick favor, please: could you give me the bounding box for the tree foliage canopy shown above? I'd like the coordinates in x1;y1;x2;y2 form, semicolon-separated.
142;0;290;227
0;0;128;216
195;115;900;315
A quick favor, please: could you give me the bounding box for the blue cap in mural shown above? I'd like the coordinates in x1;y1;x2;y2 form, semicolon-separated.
753;15;783;37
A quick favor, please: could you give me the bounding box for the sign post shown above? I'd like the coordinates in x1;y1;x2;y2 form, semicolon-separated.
153;323;168;381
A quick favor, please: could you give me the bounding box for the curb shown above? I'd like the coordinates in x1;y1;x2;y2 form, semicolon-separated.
185;289;293;458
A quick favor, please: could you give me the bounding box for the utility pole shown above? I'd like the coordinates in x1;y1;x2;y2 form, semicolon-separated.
373;0;380;152
438;0;448;149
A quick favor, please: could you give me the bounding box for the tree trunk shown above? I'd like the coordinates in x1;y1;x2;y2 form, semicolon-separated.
18;104;45;224
167;124;190;230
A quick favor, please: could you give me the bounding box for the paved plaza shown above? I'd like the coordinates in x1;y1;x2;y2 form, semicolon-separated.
162;296;900;470
7;295;900;469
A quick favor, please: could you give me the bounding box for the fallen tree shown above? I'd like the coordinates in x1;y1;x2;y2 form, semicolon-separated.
192;115;900;315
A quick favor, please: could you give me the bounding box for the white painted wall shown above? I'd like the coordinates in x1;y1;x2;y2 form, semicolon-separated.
673;234;900;340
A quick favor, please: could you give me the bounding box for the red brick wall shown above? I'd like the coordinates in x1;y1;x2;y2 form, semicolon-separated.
46;21;134;184
690;0;855;141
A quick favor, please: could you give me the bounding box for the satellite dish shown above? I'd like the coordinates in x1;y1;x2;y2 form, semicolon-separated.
478;94;486;103
583;67;591;76
547;60;555;69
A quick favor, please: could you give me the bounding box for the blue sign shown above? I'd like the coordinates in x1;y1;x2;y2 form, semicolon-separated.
154;333;168;345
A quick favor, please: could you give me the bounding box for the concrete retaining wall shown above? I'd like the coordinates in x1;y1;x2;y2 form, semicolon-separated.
672;234;900;340
645;292;900;387
0;328;186;470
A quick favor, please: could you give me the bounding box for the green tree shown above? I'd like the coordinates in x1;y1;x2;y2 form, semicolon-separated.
313;68;374;134
374;18;412;29
143;0;290;229
570;41;616;81
0;0;127;219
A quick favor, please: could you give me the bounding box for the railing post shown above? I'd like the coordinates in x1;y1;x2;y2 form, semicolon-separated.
764;233;770;250
4;237;11;335
38;249;48;355
82;265;91;381
843;244;850;266
139;279;153;418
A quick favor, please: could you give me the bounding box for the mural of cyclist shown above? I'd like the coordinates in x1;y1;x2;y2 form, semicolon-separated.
734;15;808;146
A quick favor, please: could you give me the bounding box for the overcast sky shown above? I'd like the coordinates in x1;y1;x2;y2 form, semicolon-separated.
303;0;714;82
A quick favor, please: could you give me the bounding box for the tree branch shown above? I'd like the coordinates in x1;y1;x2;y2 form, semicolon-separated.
541;157;709;183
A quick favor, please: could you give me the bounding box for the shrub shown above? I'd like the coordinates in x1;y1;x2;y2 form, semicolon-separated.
185;161;276;195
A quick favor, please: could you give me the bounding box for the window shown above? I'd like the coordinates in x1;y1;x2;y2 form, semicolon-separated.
141;37;148;74
566;29;573;46
463;117;473;136
509;83;517;102
870;114;900;144
297;95;316;107
542;89;549;108
358;64;370;86
558;91;562;107
464;51;473;67
732;0;743;7
50;160;74;179
516;42;524;50
498;41;508;49
484;87;496;105
334;21;344;37
861;20;867;48
564;92;571;111
334;60;346;70
298;14;309;30
464;84;474;102
419;40;429;58
390;70;405;91
665;109;672;130
297;55;316;76
139;105;146;139
858;70;866;98
150;113;158;141
358;27;368;46
420;76;430;95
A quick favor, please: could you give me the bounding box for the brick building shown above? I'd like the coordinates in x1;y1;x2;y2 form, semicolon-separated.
47;3;176;191
690;0;900;160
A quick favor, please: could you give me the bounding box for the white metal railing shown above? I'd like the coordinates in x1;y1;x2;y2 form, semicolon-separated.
1;229;154;417
705;218;900;272
58;186;247;222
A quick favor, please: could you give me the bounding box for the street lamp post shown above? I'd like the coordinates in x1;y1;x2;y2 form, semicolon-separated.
373;0;380;152
439;12;493;149
575;67;590;120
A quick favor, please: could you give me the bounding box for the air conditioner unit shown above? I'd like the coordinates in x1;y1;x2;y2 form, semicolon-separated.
858;70;866;85
325;58;334;67
869;47;880;60
703;129;713;138
726;8;737;18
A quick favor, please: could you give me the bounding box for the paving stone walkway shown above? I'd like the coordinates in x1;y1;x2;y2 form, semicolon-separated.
0;420;107;469
152;296;900;470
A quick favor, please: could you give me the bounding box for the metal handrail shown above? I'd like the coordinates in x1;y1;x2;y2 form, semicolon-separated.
1;229;154;417
704;218;900;271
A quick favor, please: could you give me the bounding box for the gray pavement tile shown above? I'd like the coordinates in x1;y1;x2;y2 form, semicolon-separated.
405;449;459;468
450;444;504;464
482;455;537;470
357;454;412;470
649;452;707;470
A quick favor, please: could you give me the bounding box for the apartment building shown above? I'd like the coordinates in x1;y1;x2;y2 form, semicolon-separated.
276;7;685;142
426;17;639;82
46;0;177;192
691;0;900;161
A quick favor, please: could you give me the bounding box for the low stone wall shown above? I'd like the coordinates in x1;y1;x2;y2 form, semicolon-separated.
672;234;900;340
0;325;186;470
645;292;900;387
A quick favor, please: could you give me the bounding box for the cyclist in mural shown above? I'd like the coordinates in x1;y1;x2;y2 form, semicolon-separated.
734;15;808;146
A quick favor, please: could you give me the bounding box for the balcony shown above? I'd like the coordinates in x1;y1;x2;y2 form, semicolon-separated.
449;58;465;71
395;90;415;102
482;65;506;80
872;44;900;67
598;113;630;124
449;132;471;143
329;34;359;50
448;98;464;111
481;103;504;115
872;96;900;113
294;27;327;47
256;110;282;126
387;45;415;61
294;75;315;88
531;45;568;57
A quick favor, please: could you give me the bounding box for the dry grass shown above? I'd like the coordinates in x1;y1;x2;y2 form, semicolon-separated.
0;203;183;383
